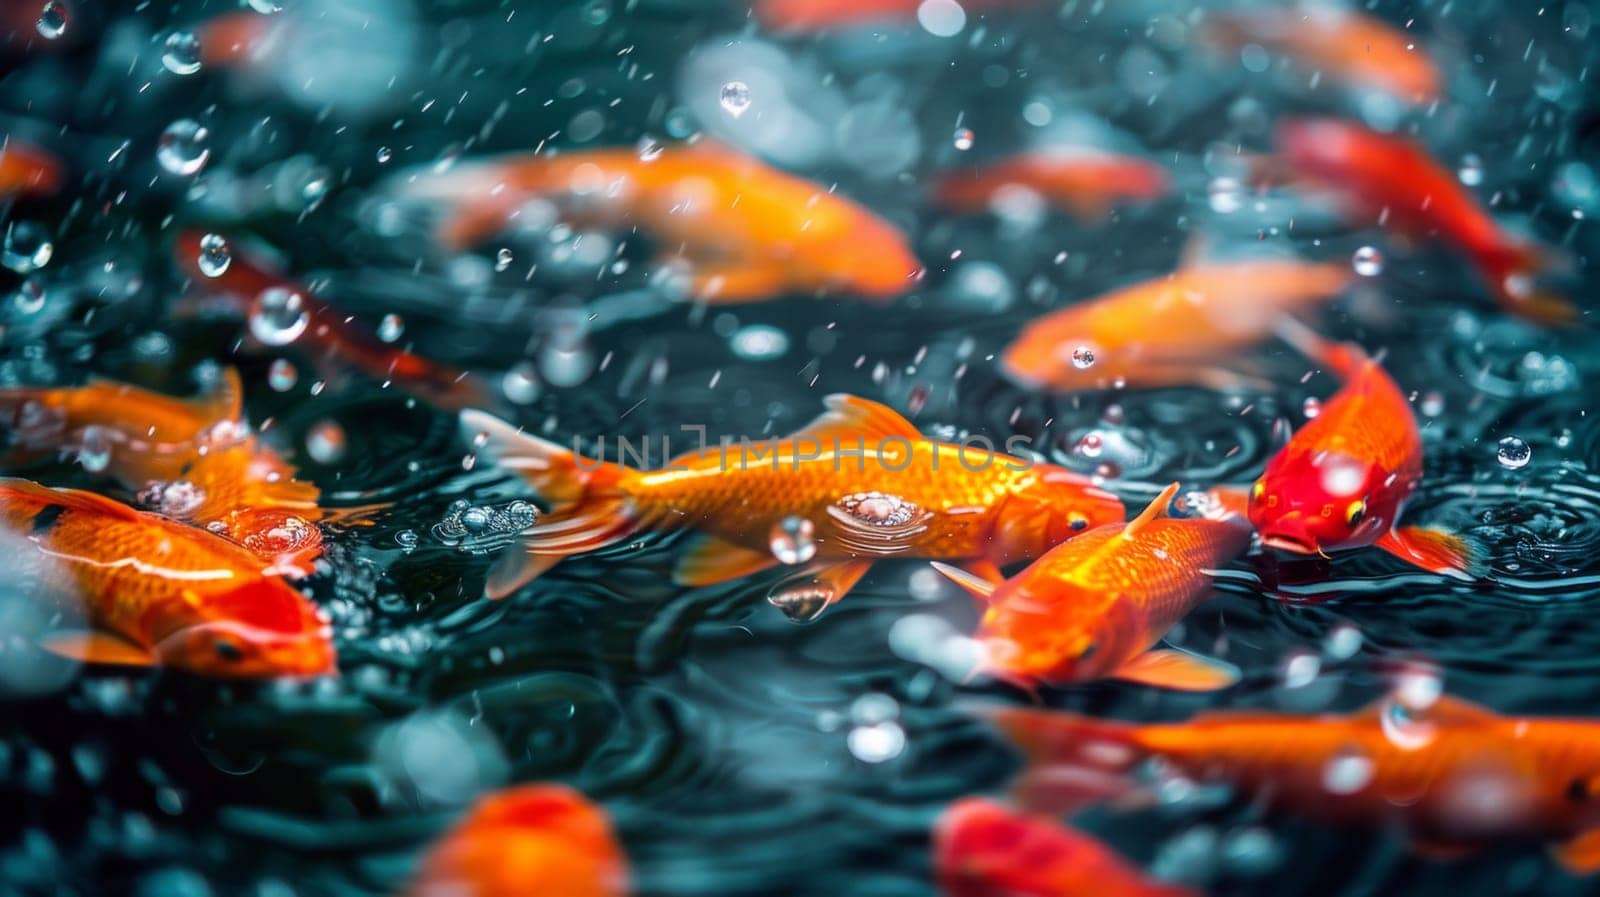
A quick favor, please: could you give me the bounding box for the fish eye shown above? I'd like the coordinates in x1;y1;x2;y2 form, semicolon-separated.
1251;481;1265;500
1068;513;1088;531
1079;642;1098;660
1346;500;1367;527
213;639;243;661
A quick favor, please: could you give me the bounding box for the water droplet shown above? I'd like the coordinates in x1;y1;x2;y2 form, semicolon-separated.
267;359;298;392
1496;435;1531;469
377;313;404;344
196;234;231;278
161;30;202;75
246;0;283;13
719;81;751;118
494;248;513;272
1351;246;1384;277
1207;176;1243;214
952;127;974;151
137;480;206;518
1322;746;1374;794
1323;624;1362;661
1075;431;1104;459
917;0;967;37
1390;660;1442;712
306;420;347;465
249;288;309;346
36;1;67;40
730;324;789;360
1301;396;1321;419
1070;345;1096;370
1281;649;1321;688
768;516;817;565
2;222;53;274
375;146;393;164
157;120;211;176
79;426;112;473
1458;153;1484;186
847;721;906;763
501;362;541;404
1420;391;1445;417
12;277;46;314
396;530;419;552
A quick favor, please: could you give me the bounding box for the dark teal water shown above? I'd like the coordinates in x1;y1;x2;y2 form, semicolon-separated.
2;1;1600;895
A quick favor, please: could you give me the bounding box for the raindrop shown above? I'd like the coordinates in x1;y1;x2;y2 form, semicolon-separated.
730;324;789;360
848;722;906;763
1281;650;1321;688
494;248;513;272
375;146;392;164
161;31;203;75
267;359;298;392
396;530;419;552
12;277;46;314
377;314;404;343
719;81;751;118
1351;246;1383;276
1070;345;1096;370
249;288;309;346
79;426;112;473
2;222;53;274
952;128;974;151
1322;746;1374;794
1458;153;1484;187
306;421;347;465
1302;396;1321;419
768;516;817;565
1496;435;1531;470
501;362;541;404
196;234;231;278
157;120;211;177
37;2;67;40
1420;391;1445;417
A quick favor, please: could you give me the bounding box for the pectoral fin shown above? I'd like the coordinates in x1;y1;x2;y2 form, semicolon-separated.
767;560;873;622
40;631;157;667
929;561;1000;602
673;535;780;587
484;548;563;600
1552;829;1600;875
1111;648;1239;691
1375;526;1484;580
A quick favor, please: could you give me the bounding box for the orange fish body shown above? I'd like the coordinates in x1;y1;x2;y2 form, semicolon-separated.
1249;319;1479;578
754;0;1032;31
935;483;1249;691
1002;259;1351;392
1277;118;1574;323
935;797;1196;897
986;696;1600;872
1203;8;1441;103
404;784;628;897
394;144;921;303
934;152;1170;220
0;137;63;198
0;478;335;677
463;394;1124;615
174;230;496;411
196;10;285;69
0;369;324;573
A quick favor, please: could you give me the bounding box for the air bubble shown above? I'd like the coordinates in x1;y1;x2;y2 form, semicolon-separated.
249;288;309;346
157;120;211;176
768;516;817;565
196;234;231;278
161;30;202;75
719;81;751;118
1351;246;1384;277
1496;435;1531;470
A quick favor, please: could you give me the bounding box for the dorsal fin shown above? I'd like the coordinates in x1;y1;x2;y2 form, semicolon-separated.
1124;482;1180;539
788;394;921;444
0;477;143;521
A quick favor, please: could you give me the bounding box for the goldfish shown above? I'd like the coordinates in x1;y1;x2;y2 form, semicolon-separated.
0;136;63;198
391;143;922;303
1249;318;1480;579
932;482;1249;692
935;797;1197;897
404;784;628;897
0;367;325;574
1001;259;1351;392
1276;118;1576;324
933;151;1171;221
1201;7;1442;104
173;230;496;411
461;394;1124;616
0;478;336;678
983;695;1600;874
754;0;1032;31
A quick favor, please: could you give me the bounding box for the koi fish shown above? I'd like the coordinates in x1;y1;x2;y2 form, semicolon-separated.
1001;259;1351;392
0;368;325;574
934;152;1170;221
461;394;1124;616
1276;118;1576;324
391;144;922;303
983;695;1600;874
0;478;335;678
935;797;1196;897
173;230;497;411
1201;7;1442;104
0;136;63;198
754;0;1033;31
404;784;628;897
933;483;1248;692
1249;318;1481;578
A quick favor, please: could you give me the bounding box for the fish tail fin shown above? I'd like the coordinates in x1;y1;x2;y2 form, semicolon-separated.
460;410;644;598
1375;526;1486;581
968;704;1148;814
1479;241;1580;326
1272;316;1369;381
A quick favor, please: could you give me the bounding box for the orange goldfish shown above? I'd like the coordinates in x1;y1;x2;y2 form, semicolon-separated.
404;784;628;897
935;797;1197;897
984;695;1600;873
462;394;1124;615
1001;259;1351;392
934;152;1170;221
0;368;324;574
932;483;1249;691
1276;118;1575;324
0;137;62;198
173;229;496;411
392;144;922;303
754;0;1033;31
0;478;336;678
1249;318;1480;578
1201;7;1442;104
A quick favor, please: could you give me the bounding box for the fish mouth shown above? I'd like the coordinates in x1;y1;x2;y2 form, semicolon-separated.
1261;533;1319;555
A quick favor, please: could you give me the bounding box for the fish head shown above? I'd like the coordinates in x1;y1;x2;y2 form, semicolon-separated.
979;582;1129;686
156;581;336;678
1250;450;1390;555
816;222;922;301
933;798;1044;893
989;466;1125;565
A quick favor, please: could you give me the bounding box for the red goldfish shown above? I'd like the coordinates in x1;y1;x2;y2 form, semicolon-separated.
404;784;628;897
1202;7;1442;104
934;152;1170;220
392;144;922;303
1277;118;1575;324
935;797;1196;897
173;230;496;411
754;0;1033;31
1249;318;1480;578
0;137;62;198
462;394;1124;615
933;483;1249;691
1001;259;1351;392
0;478;335;678
984;695;1600;873
0;368;324;574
